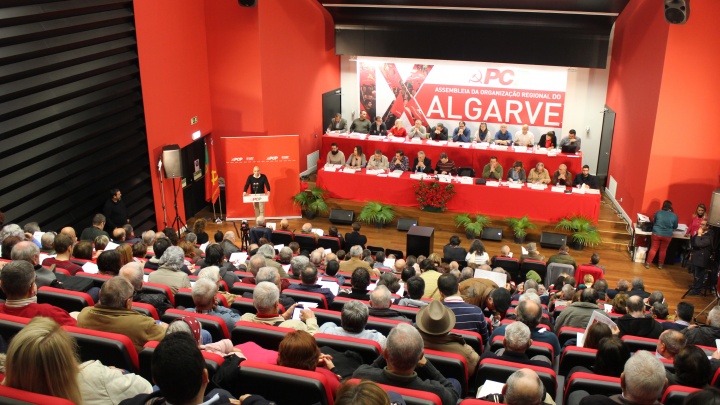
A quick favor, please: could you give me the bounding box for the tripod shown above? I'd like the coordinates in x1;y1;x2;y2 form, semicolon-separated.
170;178;185;232
682;268;716;298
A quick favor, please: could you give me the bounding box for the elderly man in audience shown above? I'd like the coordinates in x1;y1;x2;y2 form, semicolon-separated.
554;288;604;333
416;300;480;376
60;226;78;244
112;228;126;243
492;298;561;356
241;267;295;309
683;305;720;346
78;277;167;353
491;368;546;405
220;231;240;260
337;268;371;300
617;295;663;338
39;232;55;254
546;244;577;269
396;276;428;308
240;281;318;334
309;248;325;271
196;266;237;306
0;260;76;326
392;258;407;275
344;222;368;250
241;254;267;284
41;233;82;275
339;245;375;275
119;262;173;316
147;246;191;294
249;216;273;246
663;301;694;331
278;246;293;266
605;279;630;300
254;244;285;276
11;241;57;287
142;230;156;251
289;255;309;279
656;330;687;361
185;278;240;332
319;300;387;348
80;213;109;241
626;277;650;299
574;351;667;405
287;263;335;306
353;323;460;405
436;273;489;344
367;285;409;321
481;321;552;369
193;244;240;288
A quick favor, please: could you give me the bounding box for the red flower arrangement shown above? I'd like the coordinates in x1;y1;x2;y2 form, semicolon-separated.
414;180;456;211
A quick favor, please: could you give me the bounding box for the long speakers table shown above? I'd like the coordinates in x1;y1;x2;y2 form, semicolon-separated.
320;134;584;178
316;169;600;222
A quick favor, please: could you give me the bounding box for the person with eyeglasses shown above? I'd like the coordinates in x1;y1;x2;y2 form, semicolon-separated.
687;219;714;296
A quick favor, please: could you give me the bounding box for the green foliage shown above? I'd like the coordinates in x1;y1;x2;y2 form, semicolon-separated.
454;213;491;237
506;216;537;238
358;202;396;225
555;215;602;247
292;187;329;215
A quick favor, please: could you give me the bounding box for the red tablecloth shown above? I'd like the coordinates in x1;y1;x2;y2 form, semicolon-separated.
320;134;584;178
316;169;600;222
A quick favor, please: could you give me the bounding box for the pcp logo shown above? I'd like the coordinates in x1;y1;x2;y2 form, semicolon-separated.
470;68;515;85
231;157;244;162
266;156;279;161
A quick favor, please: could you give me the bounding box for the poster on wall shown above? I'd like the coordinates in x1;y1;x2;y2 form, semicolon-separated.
223;135;302;219
358;58;568;139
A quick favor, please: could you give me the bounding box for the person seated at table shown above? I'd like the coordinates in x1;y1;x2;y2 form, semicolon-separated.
494;123;512;145
452;121;471;142
573;164;598;189
411;151;433;174
475;122;492;143
327;112;347;132
366;149;389;170
408;119;427;139
482;156;503;180
513;124;535;147
429;123;448;141
538;130;557;149
506;160;527;183
434;152;456;175
388;119;407;138
326;142;345;166
551;164;572;186
527;162;551;184
559;129;582;151
349;110;371;133
345;146;367;169
370;116;387;136
390;150;409;171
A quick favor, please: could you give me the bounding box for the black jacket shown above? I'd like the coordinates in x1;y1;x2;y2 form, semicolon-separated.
429;127;448;141
616;314;663;339
344;231;367;250
691;232;714;268
411;157;433;174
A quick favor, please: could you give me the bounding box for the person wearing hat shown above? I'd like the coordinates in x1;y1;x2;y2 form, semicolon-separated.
520;243;545;263
416;300;480;376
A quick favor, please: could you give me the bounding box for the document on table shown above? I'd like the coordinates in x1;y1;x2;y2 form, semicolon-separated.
341;168;356;174
388;170;404;178
485;181;500;187
267;222;276;230
367;135;383;141
390;137;406;143
585;189;600;195
459;177;474;185
366;169;383;175
551;186;567;193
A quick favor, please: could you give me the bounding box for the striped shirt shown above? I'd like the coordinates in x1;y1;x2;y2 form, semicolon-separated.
443;296;489;344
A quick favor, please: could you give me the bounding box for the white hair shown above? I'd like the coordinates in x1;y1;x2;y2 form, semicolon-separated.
370;285;392;309
257;244;275;260
253;281;279;313
192;278;218;306
349;245;363;258
159;246;184;270
385;323;424;371
505;321;531;351
708;306;720;328
505;369;544;405
623;351;667;403
119;262;144;290
256;267;279;284
197;266;220;283
519;292;542;307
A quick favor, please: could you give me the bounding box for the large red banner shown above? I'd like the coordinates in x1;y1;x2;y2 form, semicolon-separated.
223;135;301;219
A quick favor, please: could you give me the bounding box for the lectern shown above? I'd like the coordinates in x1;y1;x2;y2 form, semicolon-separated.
406;226;434;258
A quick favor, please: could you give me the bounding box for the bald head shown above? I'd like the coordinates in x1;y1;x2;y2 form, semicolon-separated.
60;227;77;243
503;368;544;405
302;223;312;232
119;262;144;291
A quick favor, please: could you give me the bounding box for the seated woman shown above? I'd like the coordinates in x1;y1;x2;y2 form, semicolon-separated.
569;336;630;378
443;235;467;262
4;317;151;405
465;239;490;267
667;345;712;388
506;160;527;183
278;330;341;396
345;146;367;169
388;119;407;138
538;130;557;149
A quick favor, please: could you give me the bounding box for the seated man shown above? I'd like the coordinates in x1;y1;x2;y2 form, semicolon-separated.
41;233;82;275
185;278;241;332
527;162;551;184
682;305;720;346
249;216;273;245
559;129;582;151
573;164;598;189
408;119;427;139
0;260;76;326
240;281;318;333
626;277;650;299
298;223;319;242
554;288;603;332
319;300;387;348
327;112;347;132
513;124;535;147
370;116;387;136
373;251;393;273
366;149;389;170
349;110;371;133
326;142;345;165
11;240;57;288
488;369;546;405
80;213;109;241
506;161;527;183
78;276;167;353
493;123;513;146
411;151;433;174
480;321;552;369
397;276;429;308
482;156;503;180
443;236;467;262
242;266;295;309
324;259;345;286
656;330;687;361
337;267;371;300
551;164;573;186
389;150;409;172
353;323;461;405
120;262;173;316
491;245;513;266
547;245;577;269
340;245;374;275
491;298;561;356
429;123;449;141
434;152;456;175
286;263;335;306
437;273;489;344
368;285;409;321
257;244;287;277
452;121;471;142
416;300;480;376
663;301;693;331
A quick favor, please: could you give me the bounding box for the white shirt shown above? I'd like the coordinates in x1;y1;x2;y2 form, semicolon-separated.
514;131;535;146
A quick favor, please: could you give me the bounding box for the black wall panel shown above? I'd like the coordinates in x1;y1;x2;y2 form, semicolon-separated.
0;0;156;234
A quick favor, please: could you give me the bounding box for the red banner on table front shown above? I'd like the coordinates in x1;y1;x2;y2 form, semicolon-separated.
223;135;302;219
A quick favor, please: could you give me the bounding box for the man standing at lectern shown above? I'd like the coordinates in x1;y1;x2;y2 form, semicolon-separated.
243;166;270;217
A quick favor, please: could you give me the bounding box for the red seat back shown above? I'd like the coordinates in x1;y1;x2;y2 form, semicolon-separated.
0;385;75;405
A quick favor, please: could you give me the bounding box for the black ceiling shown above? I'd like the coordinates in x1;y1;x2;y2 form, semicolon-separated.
320;0;631;68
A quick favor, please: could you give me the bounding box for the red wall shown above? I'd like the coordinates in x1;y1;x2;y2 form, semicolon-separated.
134;0;213;229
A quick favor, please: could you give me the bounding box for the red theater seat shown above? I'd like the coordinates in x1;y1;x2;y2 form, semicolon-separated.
313;333;382;364
271;230;294;246
282;289;328;309
235;360;334;405
139;340;225;383
231;320;293;350
476;358;557;395
162;308;230;340
131;302;160;320
347;378;441;405
0;385;75;405
64;325;140;372
661;385;701;405
563;372;621;405
37;286;94;313
558;346;597;376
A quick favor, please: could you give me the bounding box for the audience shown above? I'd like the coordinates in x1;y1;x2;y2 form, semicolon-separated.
656;329;687;361
339;245;376;276
480;321;553;369
368;285;409;321
147;245;191;293
119;262;173;316
616;295;663;338
666;345;712;388
319;300;387;348
277;330;342;395
287;263;335;306
664;301;693;330
570;336;630;378
344;222;367;250
554;288;603;332
337;267;371;300
683;305;720;346
185;278;240;331
240;281;318;333
437;273;489;344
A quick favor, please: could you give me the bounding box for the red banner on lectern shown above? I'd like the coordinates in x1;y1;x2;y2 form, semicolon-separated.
223;135;302;219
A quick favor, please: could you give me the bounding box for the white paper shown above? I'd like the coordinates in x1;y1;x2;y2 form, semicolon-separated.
367;283;377;291
585;189;600;194
106;241;119;250
366;169;382;175
477;380;505;398
33;231;44;244
473;269;507;287
536;148;548;155
585;311;617;336
551;186;567;193
282;264;291;273
324;248;332;255
410;138;422;143
438;176;451;183
396;282;405;297
390;137;406;143
274;244;284;251
485;181;500;187
298;301;319;308
388;170;404;178
82;262;99;274
311;228;325;236
508;183;523;189
494;145;509;151
573;187;586;194
604;304;613;312
318;280;340;296
342;168;357;174
507;252;513;258
384;258;396;268
190;281;196;288
637;213;651;223
229;252;248;266
577;332;586;347
199;242;209;252
514;146;528;152
410;173;426;180
323;166;337;172
267;222;276;230
459;177;474;185
475;142;490;149
143;274;148;283
377;174;388;177
367;135;383;141
715;339;720;353
38;253;50;264
521;247;528;255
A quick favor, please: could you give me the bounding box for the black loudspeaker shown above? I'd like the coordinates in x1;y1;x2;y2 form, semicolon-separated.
708;188;720;227
162;144;183;179
481;227;503;241
328;209;354;225
539;232;568;249
239;0;257;7
407;226;434;258
397;218;418;232
664;0;689;24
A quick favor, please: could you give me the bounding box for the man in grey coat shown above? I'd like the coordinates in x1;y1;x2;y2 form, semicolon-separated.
554;288;604;333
